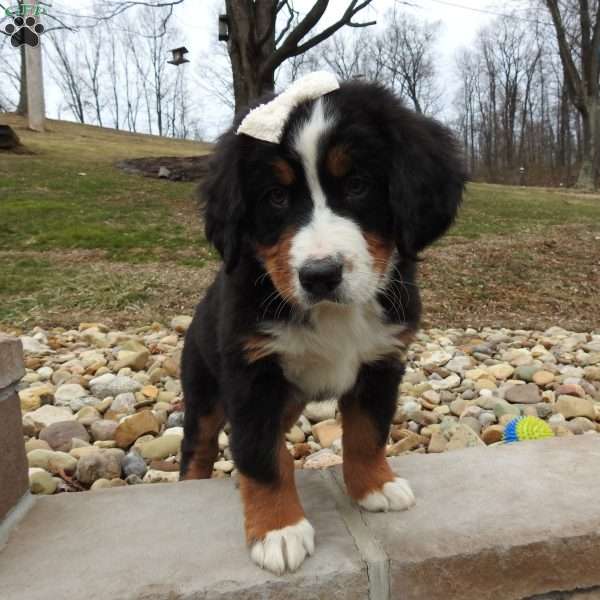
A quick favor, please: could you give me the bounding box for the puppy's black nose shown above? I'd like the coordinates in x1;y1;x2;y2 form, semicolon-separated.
299;258;343;298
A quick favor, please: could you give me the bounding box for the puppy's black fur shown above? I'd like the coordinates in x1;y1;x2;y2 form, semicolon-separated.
180;81;466;558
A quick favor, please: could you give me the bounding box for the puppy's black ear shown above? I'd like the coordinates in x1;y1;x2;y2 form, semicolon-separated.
201;130;245;273
389;110;468;258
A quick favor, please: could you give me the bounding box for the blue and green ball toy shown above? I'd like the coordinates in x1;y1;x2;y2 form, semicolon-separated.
503;416;554;443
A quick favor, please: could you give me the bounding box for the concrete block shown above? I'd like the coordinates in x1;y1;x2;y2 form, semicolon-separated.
0;334;25;389
0;389;29;522
359;436;600;600
0;471;368;600
2;435;600;599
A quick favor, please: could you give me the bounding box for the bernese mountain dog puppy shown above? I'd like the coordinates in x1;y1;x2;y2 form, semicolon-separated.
180;77;467;575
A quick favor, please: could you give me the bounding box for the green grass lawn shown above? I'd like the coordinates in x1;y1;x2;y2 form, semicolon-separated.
454;183;600;238
1;113;599;331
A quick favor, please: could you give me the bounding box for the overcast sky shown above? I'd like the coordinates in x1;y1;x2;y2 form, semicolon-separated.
40;0;515;137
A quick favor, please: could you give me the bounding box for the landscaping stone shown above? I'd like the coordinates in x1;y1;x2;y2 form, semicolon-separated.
12;322;600;496
27;405;75;429
89;419;118;442
311;419;342;448
447;424;485;450
28;467;57;495
171;315;192;333
39;420;89;452
303;449;343;469
114;410;160;448
556;396;595;420
166;411;184;429
143;469;179;483
27;449;77;474
114;349;150;371
505;383;541;405
53;383;87;406
76;450;122;485
487;363;514;380
122;451;147;478
533;370;555;386
89;373;141;399
139;434;182;460
303;400;337;423
286;425;305;444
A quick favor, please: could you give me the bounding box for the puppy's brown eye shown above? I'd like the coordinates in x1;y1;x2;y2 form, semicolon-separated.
268;187;288;209
345;176;369;198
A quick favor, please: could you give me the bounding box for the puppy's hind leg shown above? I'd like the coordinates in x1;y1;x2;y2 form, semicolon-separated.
179;336;224;480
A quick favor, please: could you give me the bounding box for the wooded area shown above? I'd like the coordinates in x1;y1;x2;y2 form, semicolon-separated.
1;0;599;188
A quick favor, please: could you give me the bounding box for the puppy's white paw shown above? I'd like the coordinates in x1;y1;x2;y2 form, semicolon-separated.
358;477;416;512
250;518;315;575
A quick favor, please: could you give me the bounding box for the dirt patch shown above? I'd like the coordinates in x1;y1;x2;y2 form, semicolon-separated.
116;155;212;182
420;224;600;332
2;226;598;334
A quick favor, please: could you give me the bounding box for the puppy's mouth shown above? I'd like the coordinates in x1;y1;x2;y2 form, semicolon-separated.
303;289;347;307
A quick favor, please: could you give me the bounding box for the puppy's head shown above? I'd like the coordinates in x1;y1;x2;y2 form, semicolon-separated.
202;81;467;309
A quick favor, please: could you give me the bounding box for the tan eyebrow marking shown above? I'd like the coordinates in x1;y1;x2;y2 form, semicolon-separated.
326;145;352;178
272;158;295;186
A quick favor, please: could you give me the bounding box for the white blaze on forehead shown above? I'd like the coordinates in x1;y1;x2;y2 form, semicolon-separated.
289;98;381;306
292;98;332;212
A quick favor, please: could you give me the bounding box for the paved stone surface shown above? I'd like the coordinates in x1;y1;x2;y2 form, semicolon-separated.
363;435;600;600
0;335;25;389
0;471;367;600
3;436;600;599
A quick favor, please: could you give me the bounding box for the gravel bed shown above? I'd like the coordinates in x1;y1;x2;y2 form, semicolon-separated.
16;318;600;494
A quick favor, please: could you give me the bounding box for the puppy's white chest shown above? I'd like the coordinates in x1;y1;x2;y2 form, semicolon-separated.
264;303;403;399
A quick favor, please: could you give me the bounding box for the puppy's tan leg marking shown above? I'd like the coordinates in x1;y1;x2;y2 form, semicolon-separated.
181;406;225;480
240;402;315;574
341;399;415;512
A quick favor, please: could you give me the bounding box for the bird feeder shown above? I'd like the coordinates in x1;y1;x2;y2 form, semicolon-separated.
168;46;189;66
218;14;229;42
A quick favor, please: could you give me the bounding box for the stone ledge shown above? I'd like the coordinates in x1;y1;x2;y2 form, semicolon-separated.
0;334;25;391
0;471;368;600
362;435;600;600
2;437;600;599
0;389;29;522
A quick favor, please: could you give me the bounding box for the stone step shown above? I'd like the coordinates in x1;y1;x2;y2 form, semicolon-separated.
2;436;600;599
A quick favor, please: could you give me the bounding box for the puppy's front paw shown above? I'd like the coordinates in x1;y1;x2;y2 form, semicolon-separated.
249;518;315;575
357;477;416;512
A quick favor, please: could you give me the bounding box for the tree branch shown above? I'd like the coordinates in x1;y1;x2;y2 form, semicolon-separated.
262;0;376;76
544;0;584;110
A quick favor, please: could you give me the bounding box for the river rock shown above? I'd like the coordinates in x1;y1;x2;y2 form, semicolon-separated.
27;405;75;430
39;420;89;451
139;435;182;460
114;410;160;448
27;449;77;474
505;383;541;405
29;468;57;495
89;373;141;399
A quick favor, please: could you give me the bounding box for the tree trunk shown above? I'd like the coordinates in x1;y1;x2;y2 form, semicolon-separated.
577;98;599;189
226;0;277;114
17;46;27;115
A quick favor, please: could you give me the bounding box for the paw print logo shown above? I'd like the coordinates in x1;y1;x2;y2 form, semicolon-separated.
4;16;44;48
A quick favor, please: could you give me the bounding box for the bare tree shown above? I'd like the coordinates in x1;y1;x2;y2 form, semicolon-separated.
224;0;376;113
544;0;600;188
47;31;88;123
82;26;105;126
0;35;20;111
380;11;441;115
318;29;386;81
